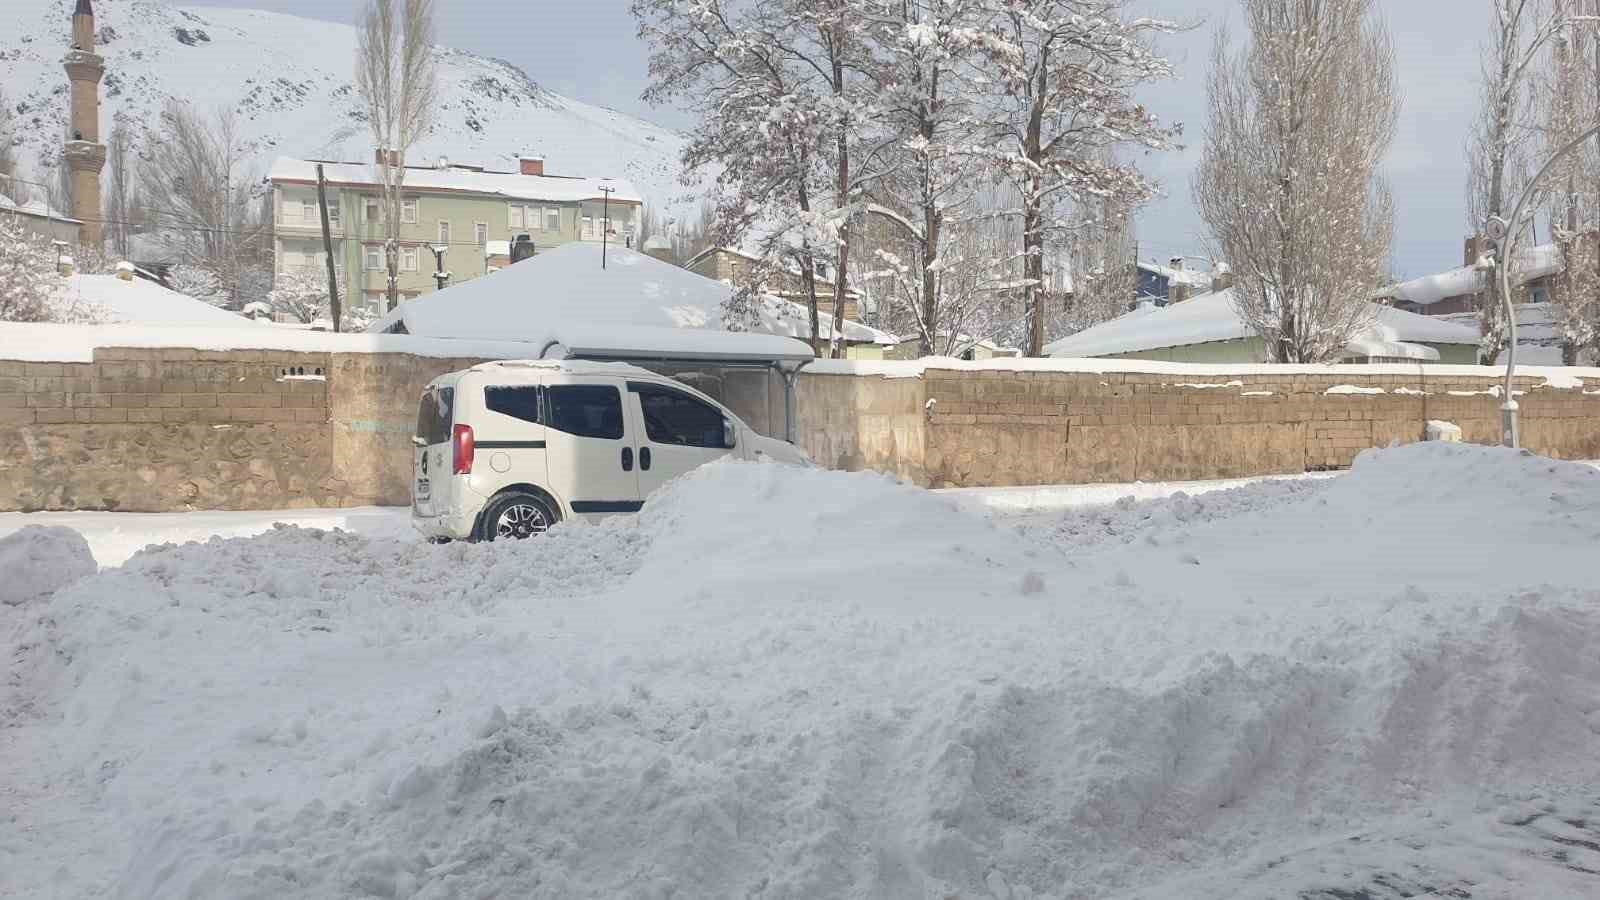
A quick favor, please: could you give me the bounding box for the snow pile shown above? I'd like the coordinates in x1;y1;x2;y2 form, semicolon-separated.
0;525;96;607
6;447;1600;897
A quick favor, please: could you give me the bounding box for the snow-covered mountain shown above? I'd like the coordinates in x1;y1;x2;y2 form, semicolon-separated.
1;0;692;212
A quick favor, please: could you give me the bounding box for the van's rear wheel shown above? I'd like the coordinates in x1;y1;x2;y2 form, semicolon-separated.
480;492;558;541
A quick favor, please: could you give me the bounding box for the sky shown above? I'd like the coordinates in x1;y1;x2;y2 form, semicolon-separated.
194;0;1490;280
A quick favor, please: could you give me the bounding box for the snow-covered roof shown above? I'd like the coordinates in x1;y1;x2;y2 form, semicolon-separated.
1380;243;1563;306
379;241;896;353
1139;259;1210;289
59;274;253;327
267;157;643;205
1045;289;1481;359
374;242;833;363
0;193;81;224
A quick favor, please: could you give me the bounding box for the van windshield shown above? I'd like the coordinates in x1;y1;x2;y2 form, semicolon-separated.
416;386;454;446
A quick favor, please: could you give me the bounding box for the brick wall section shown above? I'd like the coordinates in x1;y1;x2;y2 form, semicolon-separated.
1;349;336;511
798;367;1600;488
6;347;1600;510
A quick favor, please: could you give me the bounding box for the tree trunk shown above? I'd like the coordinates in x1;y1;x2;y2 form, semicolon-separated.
830;53;850;361
1024;186;1045;357
801;247;823;357
920;198;939;358
385;238;399;313
1024;57;1047;358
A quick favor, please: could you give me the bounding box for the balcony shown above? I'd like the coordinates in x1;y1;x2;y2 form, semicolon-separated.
275;209;343;234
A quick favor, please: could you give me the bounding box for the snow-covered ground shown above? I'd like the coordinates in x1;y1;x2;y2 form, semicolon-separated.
5;445;1600;898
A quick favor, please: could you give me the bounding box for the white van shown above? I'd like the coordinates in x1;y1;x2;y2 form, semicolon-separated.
411;360;807;541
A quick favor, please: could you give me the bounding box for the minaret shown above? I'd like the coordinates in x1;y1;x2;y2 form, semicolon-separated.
63;0;106;249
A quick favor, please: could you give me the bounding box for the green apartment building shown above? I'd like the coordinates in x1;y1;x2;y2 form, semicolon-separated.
268;153;643;320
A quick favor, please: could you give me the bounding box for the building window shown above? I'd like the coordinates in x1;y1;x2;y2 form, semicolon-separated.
363;198;380;224
282;249;303;270
582;216;594;239
509;205;523;228
364;245;383;271
401;198;418;224
438;220;451;244
474;222;488;245
401;246;418;272
545;207;559;231
327;204;341;229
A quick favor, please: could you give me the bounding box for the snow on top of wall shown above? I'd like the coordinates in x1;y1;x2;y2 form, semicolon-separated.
802;355;1600;382
61;275;252;327
1044;290;1481;359
267;158;644;205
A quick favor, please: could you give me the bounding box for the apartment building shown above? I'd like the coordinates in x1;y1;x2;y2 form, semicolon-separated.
267;153;643;317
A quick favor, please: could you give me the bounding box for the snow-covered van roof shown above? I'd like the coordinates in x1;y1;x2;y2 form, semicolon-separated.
267;157;643;205
374;242;818;363
1045;289;1481;359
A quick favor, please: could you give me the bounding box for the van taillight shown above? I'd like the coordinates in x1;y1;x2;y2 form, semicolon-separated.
452;423;475;474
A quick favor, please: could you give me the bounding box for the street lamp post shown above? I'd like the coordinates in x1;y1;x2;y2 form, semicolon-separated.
1488;119;1600;448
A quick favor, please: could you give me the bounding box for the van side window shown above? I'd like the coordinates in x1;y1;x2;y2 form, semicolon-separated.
547;385;624;440
634;385;730;449
484;386;542;425
415;386;454;445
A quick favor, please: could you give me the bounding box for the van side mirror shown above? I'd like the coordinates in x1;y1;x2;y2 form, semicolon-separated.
723;420;737;448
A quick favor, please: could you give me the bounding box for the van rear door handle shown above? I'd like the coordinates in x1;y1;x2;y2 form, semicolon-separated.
640;447;652;471
621;447;634;471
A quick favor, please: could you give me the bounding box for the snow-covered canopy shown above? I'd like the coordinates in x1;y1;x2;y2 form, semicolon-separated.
1046;290;1481;360
59;274;252;327
1379;243;1562;307
268;158;643;205
372;242;874;363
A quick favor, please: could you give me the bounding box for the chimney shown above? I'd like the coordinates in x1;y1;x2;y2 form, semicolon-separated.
1464;234;1487;268
374;147;399;167
519;155;544;177
1210;262;1235;292
437;155;449;170
1166;257;1191;303
115;260;135;281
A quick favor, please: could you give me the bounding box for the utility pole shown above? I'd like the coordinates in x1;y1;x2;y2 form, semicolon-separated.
599;185;614;270
315;164;341;332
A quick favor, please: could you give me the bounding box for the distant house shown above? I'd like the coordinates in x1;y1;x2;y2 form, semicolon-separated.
1046;290;1482;364
686;245;865;325
0;194;81;244
1136;257;1222;305
1378;237;1562;315
267;153;644;320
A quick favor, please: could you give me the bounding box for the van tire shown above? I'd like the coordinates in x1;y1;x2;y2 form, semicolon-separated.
478;491;559;541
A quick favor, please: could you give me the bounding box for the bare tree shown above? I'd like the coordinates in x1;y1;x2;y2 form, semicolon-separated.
972;0;1177;356
0;87;18;197
1466;0;1576;363
1541;1;1600;364
356;0;438;313
1194;0;1398;363
104;118;133;260
135;101;269;307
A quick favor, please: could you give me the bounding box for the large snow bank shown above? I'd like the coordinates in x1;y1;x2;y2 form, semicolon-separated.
5;446;1600;897
60;274;252;326
0;525;96;607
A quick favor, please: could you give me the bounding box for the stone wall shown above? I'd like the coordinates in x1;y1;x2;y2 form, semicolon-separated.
6;347;1600;512
795;365;1600;488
